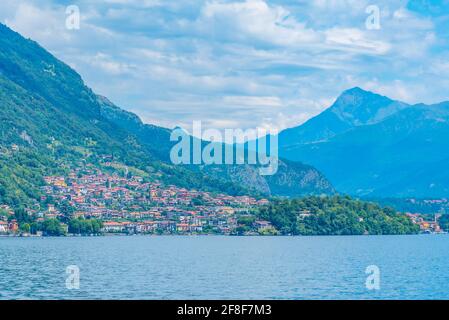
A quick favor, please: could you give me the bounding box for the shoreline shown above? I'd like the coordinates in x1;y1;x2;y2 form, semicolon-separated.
1;232;445;238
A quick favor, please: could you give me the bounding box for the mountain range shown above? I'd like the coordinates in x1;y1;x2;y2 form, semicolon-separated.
2;22;448;205
0;23;333;206
98;93;335;196
279;87;449;198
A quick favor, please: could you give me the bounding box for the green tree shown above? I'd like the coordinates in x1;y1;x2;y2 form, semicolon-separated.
68;218;103;235
10;208;33;224
258;196;419;236
20;223;30;233
41;219;66;236
438;214;449;231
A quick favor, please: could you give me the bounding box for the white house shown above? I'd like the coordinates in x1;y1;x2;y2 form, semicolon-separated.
0;221;8;233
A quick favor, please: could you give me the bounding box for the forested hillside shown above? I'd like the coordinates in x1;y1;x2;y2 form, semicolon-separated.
258;196;419;235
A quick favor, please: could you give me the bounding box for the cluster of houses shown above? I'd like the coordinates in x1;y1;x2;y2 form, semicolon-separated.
0;205;18;234
3;163;448;236
405;213;444;234
36;166;272;235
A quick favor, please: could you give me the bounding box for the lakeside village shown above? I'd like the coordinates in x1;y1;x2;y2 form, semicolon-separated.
0;163;447;237
0;164;274;237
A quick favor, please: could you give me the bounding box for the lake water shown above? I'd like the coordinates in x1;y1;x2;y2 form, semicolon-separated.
1;235;448;300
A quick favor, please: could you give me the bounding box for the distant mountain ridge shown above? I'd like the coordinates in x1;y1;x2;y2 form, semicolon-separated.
97;95;335;197
279;87;449;198
279;87;410;148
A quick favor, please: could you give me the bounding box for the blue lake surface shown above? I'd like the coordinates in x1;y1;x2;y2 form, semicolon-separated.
0;235;448;300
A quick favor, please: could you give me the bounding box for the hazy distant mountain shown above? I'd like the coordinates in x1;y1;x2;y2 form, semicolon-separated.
98;95;335;197
279;87;410;148
279;88;449;198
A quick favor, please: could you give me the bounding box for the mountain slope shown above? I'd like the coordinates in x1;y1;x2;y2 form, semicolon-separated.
279;87;409;148
97;95;172;162
0;24;253;204
279;88;449;197
0;23;333;204
98;95;335;197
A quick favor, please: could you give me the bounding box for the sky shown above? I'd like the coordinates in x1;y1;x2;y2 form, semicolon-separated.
0;0;448;132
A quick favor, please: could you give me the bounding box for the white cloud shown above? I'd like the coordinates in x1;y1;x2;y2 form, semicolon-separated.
325;28;391;54
222;96;282;108
103;0;162;6
6;2;72;44
199;0;320;46
0;0;445;133
89;53;133;75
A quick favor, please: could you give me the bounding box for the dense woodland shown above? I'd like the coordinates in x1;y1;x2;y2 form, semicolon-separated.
258;196;420;235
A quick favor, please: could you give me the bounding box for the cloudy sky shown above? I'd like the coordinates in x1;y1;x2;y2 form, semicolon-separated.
1;0;448;132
